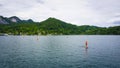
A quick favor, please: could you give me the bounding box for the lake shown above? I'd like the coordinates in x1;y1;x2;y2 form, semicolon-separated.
0;35;120;68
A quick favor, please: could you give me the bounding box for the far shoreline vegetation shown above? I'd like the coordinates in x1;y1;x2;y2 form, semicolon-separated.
0;16;120;35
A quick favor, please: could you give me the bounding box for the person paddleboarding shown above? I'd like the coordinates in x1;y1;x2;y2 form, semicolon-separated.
85;40;88;49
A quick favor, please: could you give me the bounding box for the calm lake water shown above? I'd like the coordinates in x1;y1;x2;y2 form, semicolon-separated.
0;35;120;68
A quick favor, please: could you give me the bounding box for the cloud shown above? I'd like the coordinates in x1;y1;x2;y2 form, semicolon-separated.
36;0;45;4
0;4;2;7
113;21;120;24
87;0;120;26
0;0;120;27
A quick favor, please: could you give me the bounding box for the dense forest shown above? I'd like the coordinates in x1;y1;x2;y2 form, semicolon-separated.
0;17;120;35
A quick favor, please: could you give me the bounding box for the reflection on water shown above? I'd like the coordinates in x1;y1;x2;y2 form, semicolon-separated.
85;47;88;55
0;35;120;68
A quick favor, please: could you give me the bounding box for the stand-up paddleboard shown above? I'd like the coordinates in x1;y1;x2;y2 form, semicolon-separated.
80;41;88;49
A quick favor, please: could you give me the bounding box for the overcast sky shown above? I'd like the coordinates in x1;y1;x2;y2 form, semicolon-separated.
0;0;120;27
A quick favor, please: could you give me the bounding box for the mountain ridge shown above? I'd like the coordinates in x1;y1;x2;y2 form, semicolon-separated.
0;16;34;24
0;16;120;35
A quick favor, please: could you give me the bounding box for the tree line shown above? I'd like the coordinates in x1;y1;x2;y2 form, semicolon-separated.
0;18;120;35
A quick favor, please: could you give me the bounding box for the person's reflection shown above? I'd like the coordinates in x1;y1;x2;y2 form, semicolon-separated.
85;47;88;55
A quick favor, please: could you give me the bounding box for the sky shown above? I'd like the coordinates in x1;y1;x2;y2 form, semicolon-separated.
0;0;120;27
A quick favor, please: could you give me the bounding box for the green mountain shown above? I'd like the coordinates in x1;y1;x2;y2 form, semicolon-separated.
0;16;120;35
38;17;79;35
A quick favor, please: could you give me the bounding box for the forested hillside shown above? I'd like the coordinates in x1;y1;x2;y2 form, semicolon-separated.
0;17;120;35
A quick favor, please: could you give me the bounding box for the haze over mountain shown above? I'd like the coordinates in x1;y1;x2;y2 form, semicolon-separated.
0;16;34;24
